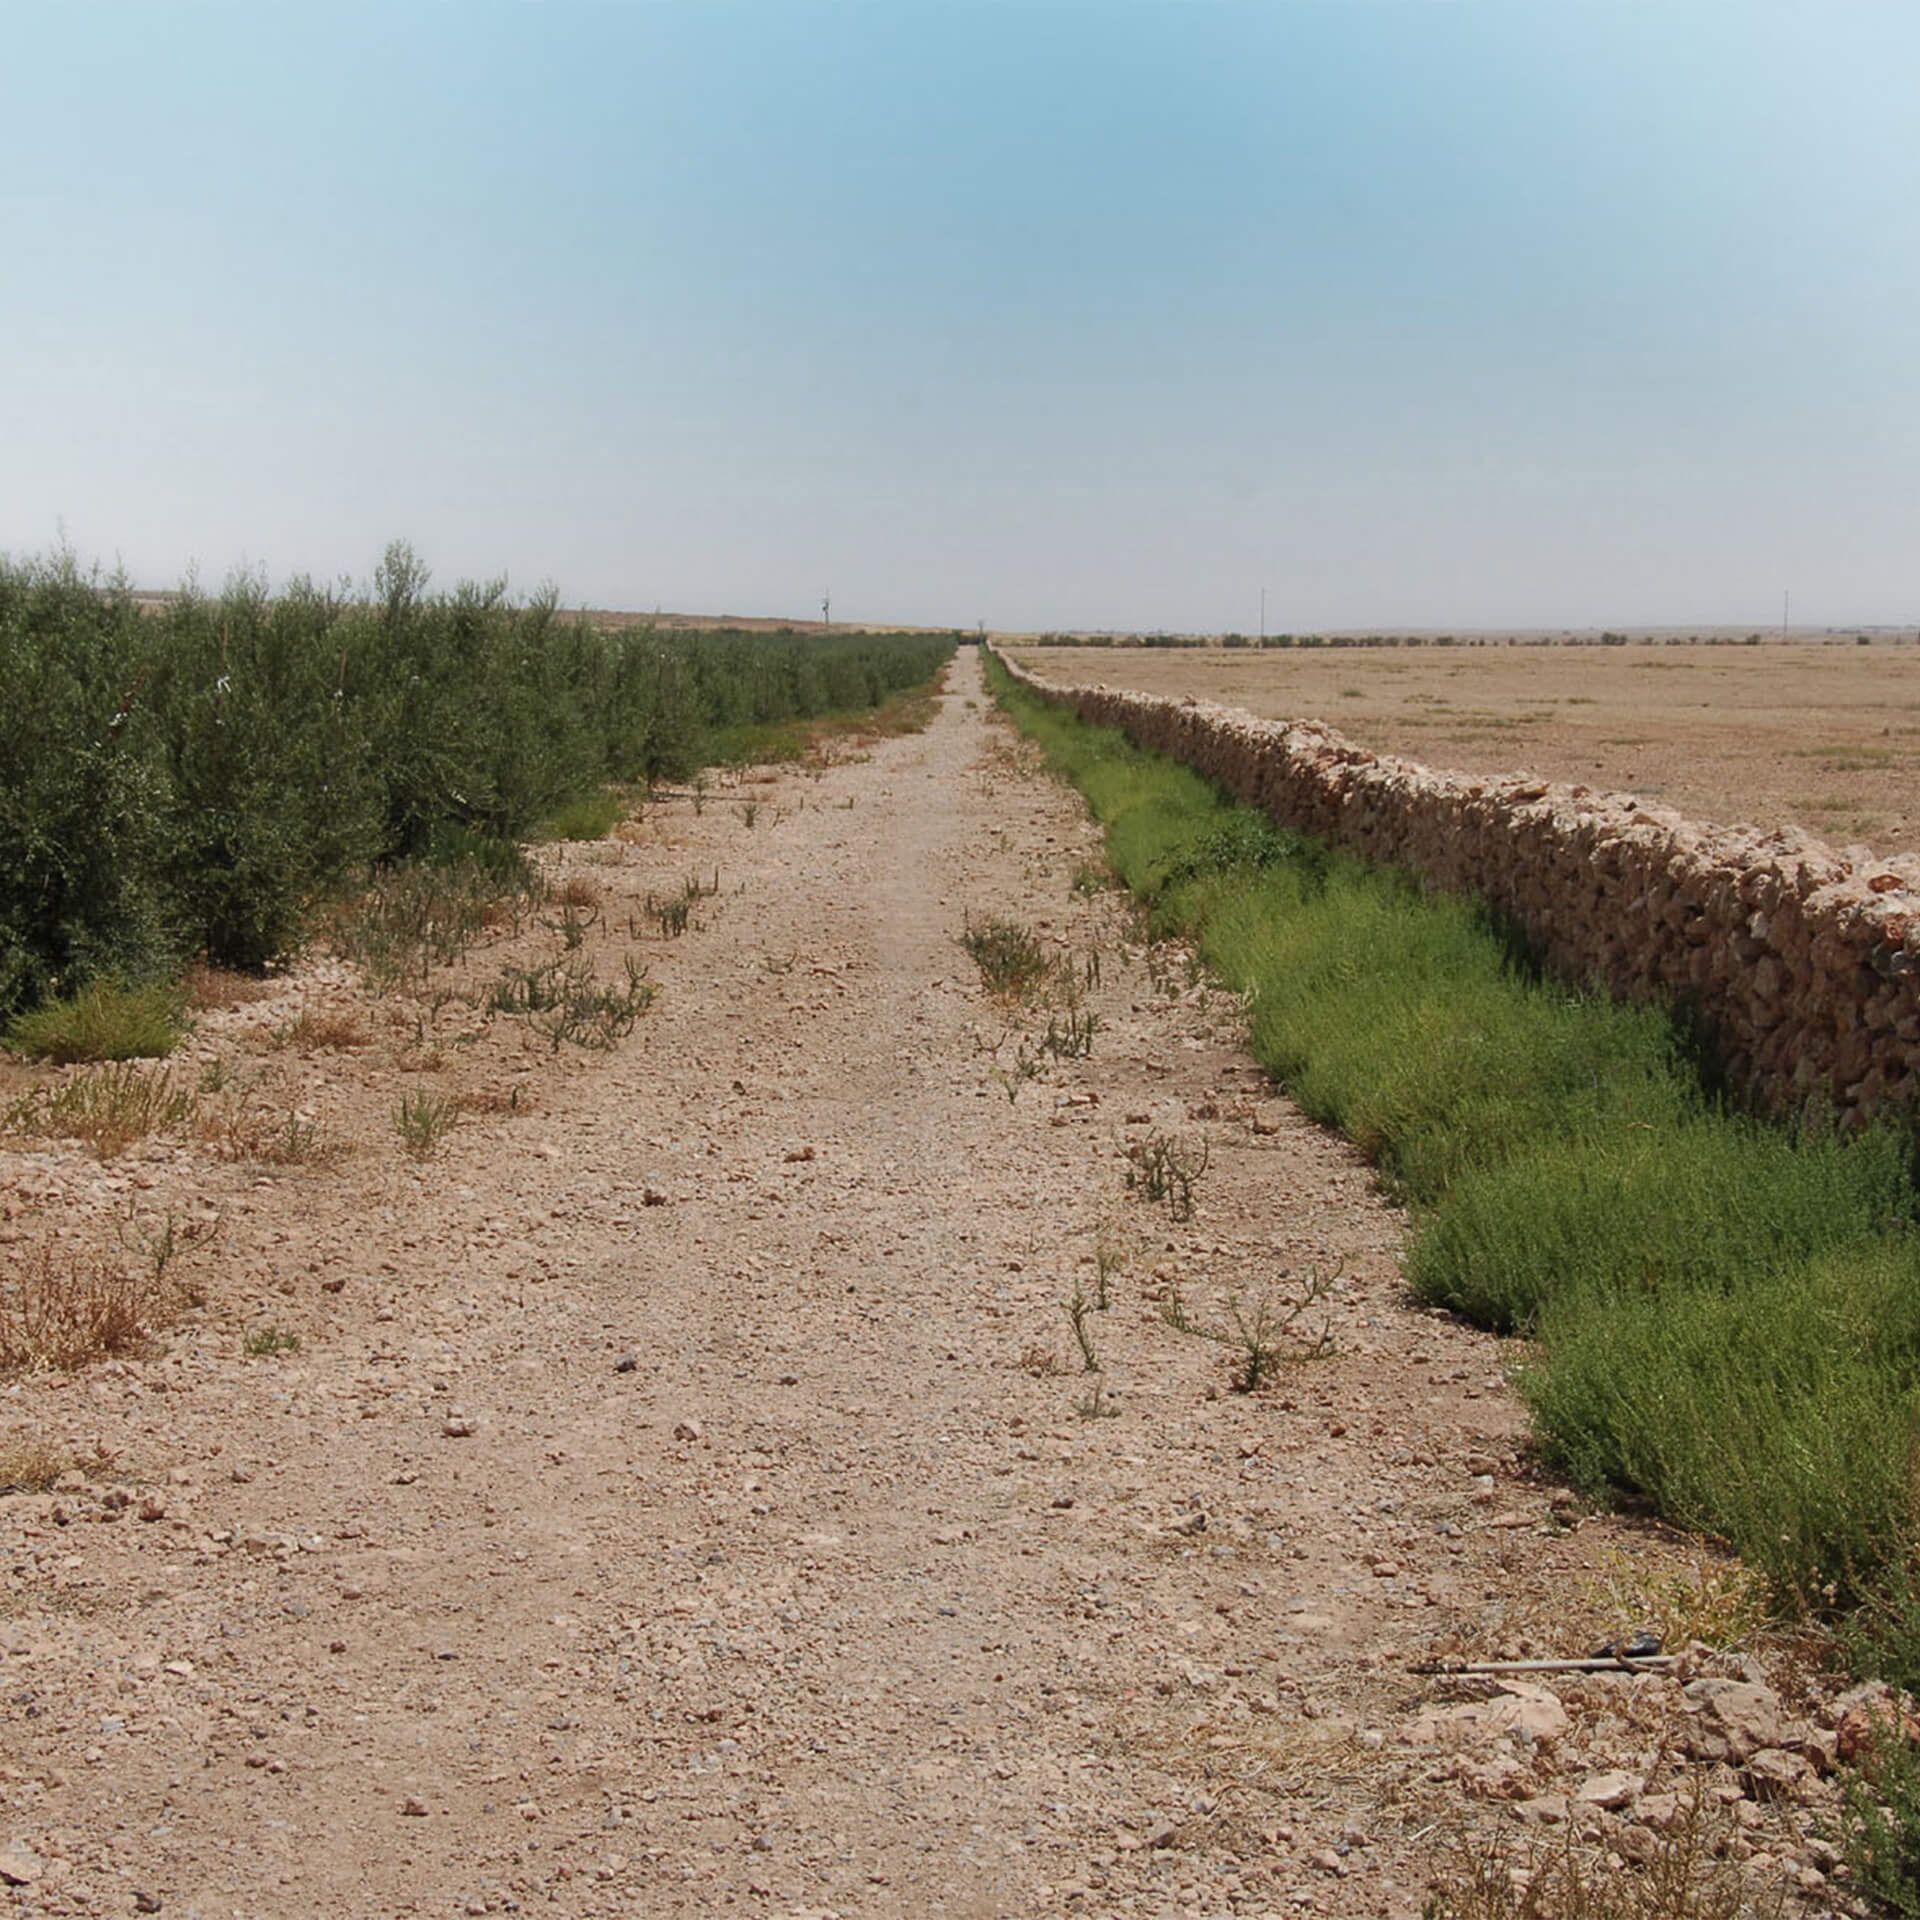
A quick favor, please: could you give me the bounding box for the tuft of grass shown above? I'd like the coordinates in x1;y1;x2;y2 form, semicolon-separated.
3;1062;195;1158
4;981;185;1062
961;914;1055;1003
394;1090;460;1159
0;1438;87;1492
183;964;272;1011
537;788;628;841
244;1323;301;1357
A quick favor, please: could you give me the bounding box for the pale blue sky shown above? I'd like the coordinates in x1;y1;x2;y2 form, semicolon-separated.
4;2;1916;631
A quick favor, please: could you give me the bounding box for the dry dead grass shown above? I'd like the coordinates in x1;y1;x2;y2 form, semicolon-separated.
0;1245;172;1373
270;1006;369;1052
184;964;274;1012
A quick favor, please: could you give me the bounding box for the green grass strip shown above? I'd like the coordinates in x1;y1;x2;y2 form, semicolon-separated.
987;651;1920;1659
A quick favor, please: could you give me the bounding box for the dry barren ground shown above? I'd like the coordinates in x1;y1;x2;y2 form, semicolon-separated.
1006;643;1920;856
0;653;1863;1917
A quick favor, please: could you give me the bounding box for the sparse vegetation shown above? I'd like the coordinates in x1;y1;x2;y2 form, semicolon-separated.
1422;1777;1767;1919
244;1324;302;1357
3;1061;195;1157
490;953;656;1050
1064;1284;1101;1372
271;1005;367;1052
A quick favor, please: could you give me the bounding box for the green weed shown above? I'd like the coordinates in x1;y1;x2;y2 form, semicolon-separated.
394;1090;460;1159
961;914;1055;1003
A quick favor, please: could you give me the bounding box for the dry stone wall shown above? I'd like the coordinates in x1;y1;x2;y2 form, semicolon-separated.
999;651;1920;1122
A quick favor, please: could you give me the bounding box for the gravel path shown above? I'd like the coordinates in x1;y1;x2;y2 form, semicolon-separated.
0;651;1850;1917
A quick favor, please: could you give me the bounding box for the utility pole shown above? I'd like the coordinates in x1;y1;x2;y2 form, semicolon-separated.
1260;586;1267;642
1783;589;1790;637
822;588;831;629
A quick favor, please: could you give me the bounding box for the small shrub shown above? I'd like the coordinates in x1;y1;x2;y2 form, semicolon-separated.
492;954;655;1050
961;914;1055;1003
5;981;185;1062
244;1324;301;1357
1040;1003;1098;1060
394;1090;460;1159
1848;1729;1920;1916
199;1096;348;1167
0;1438;80;1492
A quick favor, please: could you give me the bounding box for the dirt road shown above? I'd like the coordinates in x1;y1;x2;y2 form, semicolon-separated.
0;651;1846;1917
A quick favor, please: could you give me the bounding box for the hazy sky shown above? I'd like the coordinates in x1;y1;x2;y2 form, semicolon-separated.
4;2;1916;632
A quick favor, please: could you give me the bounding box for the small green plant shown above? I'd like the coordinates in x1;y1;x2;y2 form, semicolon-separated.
394;1090;460;1159
4;981;185;1062
1125;1130;1209;1221
1064;1284;1101;1373
1209;1283;1333;1389
244;1324;302;1357
961;914;1055;1003
1092;1221;1131;1311
537;787;627;841
740;800;759;829
1040;1003;1098;1060
647;893;692;937
493;953;655;1050
988;1032;1043;1103
550;900;598;950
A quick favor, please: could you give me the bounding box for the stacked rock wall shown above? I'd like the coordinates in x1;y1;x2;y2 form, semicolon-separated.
997;651;1920;1121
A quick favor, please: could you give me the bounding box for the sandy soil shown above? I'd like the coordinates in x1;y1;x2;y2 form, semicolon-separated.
0;653;1856;1917
1006;642;1920;857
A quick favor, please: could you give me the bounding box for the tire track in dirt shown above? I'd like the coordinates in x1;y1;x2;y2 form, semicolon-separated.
0;650;1845;1917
